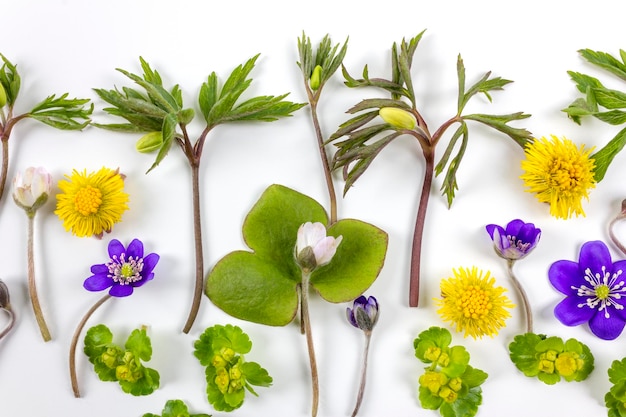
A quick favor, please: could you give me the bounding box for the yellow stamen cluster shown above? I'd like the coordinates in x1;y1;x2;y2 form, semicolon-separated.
435;267;514;339
418;371;462;403
520;135;595;219
55;167;129;238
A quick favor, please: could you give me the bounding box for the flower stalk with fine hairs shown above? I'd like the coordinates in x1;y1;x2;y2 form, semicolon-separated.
486;219;541;333
0;279;16;341
295;222;342;417
13;167;52;341
346;295;379;417
69;238;159;397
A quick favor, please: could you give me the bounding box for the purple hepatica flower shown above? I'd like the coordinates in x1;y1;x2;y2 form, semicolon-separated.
84;239;160;297
346;295;379;332
486;219;541;261
549;240;626;340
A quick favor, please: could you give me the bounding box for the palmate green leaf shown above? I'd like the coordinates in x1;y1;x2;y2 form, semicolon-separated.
84;324;114;362
439;386;482;417
418;385;444;410
205;367;240;412
142;399;212;417
0;53;21;106
608;358;626;385
194;324;253;366
125;327;152;362
119;367;160;396
206;184;387;326
508;333;544;377
414;326;452;359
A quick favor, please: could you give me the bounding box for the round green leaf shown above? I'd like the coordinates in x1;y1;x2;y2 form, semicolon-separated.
206;251;298;326
311;218;387;302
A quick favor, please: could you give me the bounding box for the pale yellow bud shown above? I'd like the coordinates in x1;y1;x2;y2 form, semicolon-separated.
379;107;416;130
0;83;6;107
310;65;322;90
135;131;163;153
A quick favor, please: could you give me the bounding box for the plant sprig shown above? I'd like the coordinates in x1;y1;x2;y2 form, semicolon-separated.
143;399;211;417
93;56;305;333
328;31;531;307
563;48;626;182
194;324;272;412
83;324;160;396
508;333;594;385
0;53;92;204
414;327;488;417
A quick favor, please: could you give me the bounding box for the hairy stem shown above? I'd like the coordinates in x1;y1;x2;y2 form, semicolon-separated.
300;272;319;417
409;147;434;307
0;138;8;204
69;294;111;397
27;213;51;341
351;331;372;417
308;98;337;224
0;308;16;341
506;259;533;333
182;162;204;334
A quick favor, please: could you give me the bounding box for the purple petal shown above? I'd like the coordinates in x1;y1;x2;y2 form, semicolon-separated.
517;223;541;247
548;260;581;295
84;274;114;292
108;239;125;259
485;224;499;239
126;239;144;260
90;263;108;274
505;219;525;236
142;253;160;275
109;284;134;297
346;307;358;328
588;311;626;340
133;272;154;287
579;241;612;276
554;296;595;326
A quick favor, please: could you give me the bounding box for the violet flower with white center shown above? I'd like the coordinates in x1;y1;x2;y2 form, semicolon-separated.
485;219;541;333
12;166;52;341
549;240;626;340
69;238;160;398
346;295;379;417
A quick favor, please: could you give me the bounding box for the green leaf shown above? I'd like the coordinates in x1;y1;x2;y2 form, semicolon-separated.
83;324;114;362
0;53;21;106
119;367;160;396
461;365;488;388
594;87;626;109
579;48;626;82
142;399;212;417
458;54;513;113
241;361;273;388
206;184;387;326
199;72;218;122
591;126;626;182
463;112;532;148
147;113;178;173
436;122;468;207
125;327;152;362
28;93;92;130
440;386;482;417
414;326;452;357
508;333;544;377
418;385;443;410
606;390;626;417
194;324;253;366
608;358;626;385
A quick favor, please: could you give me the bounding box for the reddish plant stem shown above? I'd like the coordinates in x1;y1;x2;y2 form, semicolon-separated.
409;146;434;307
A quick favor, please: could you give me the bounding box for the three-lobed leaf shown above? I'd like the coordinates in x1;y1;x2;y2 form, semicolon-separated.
206;184;388;326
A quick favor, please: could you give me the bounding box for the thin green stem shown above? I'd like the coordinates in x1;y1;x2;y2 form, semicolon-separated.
300;272;319;417
69;294;111;398
409;146;434;307
506;259;533;334
351;331;372;417
27;213;51;341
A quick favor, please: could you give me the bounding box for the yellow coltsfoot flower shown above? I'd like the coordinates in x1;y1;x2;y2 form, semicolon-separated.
435;266;514;339
520;135;596;219
55;167;129;238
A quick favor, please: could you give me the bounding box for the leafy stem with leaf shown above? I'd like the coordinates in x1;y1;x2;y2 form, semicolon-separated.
93;56;305;333
297;33;348;224
0;53;92;204
329;31;532;307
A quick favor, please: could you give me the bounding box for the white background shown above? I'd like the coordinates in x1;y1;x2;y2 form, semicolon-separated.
2;1;626;416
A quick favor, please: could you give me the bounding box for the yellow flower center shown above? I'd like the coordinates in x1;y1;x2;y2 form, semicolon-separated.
74;185;103;216
596;284;610;300
458;285;492;319
555;352;583;377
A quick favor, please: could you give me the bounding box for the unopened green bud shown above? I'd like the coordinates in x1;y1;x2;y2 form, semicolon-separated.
220;347;235;362
0;83;6;108
135;131;163;153
379;107;417;130
310;65;322;91
215;367;230;394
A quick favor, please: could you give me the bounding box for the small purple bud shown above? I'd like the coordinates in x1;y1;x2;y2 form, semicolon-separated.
346;295;379;332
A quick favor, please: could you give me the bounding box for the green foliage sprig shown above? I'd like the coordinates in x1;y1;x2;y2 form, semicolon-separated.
605;358;626;416
194;324;272;412
508;333;594;385
414;327;488;417
143;399;211;417
93;56;305;333
0;53;92;204
83;324;159;396
327;31;531;307
563;49;626;182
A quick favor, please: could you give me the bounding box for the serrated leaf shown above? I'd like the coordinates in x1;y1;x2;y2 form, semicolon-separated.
508;333;544;377
205;367;238;412
125;327;152;362
439;386;482;417
241;361;273;387
145;399;211;417
461;365;488;388
418;385;444;410
119;366;160;396
414;326;452;355
609;358;626;384
579;48;626;82
437;122;468;207
594;87;626;109
591;126;626;182
84;324;114;361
